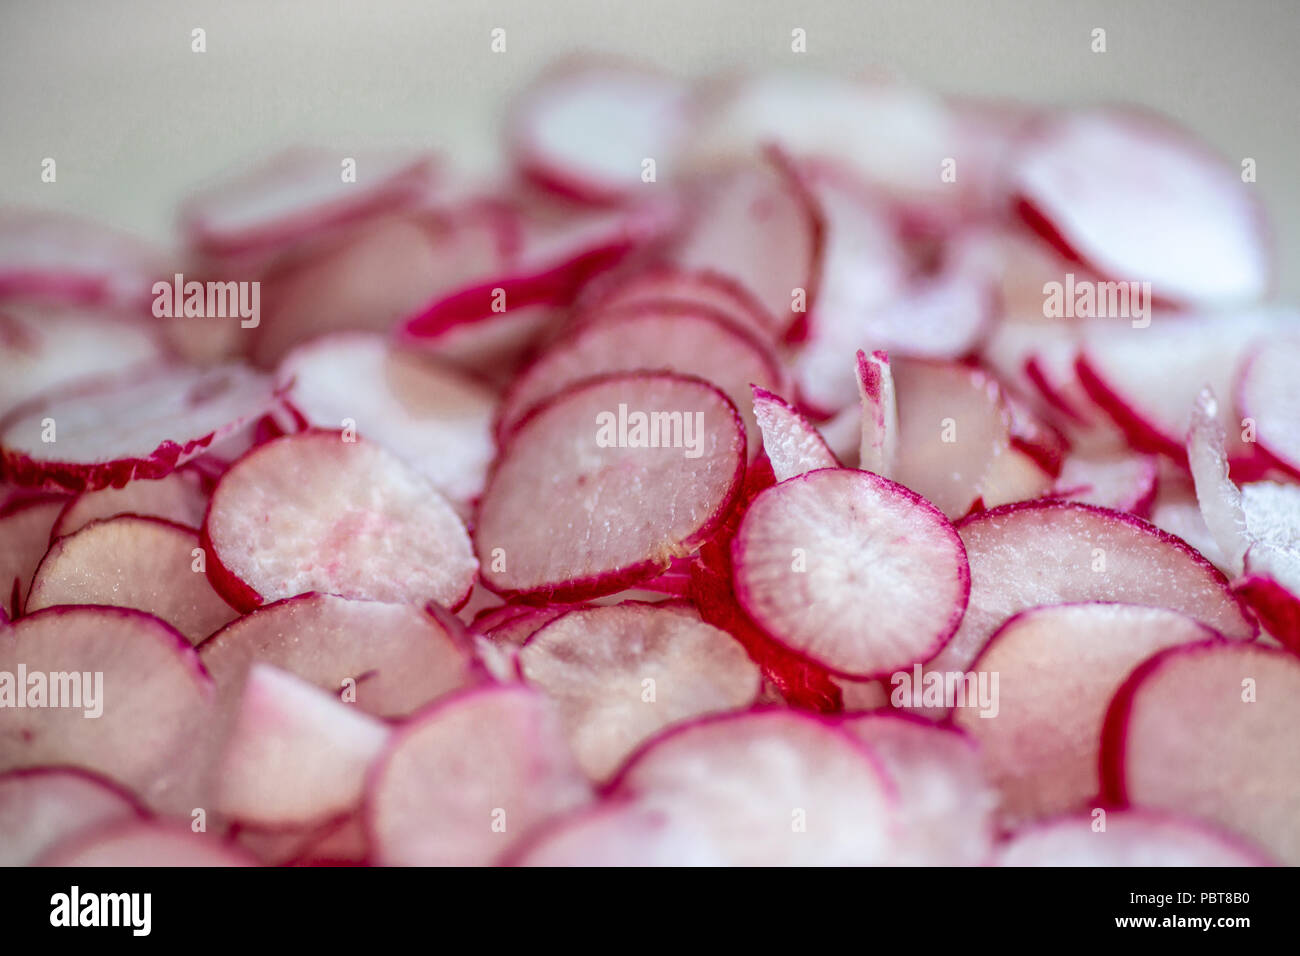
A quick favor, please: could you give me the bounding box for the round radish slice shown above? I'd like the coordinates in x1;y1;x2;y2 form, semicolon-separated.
365;685;591;866
1054;452;1159;516
732;468;969;679
510;799;726;866
1013;109;1268;306
38;820;256;867
995;811;1273;867
0;768;144;867
27;516;238;644
1238;336;1300;477
954;604;1221;827
52;468;209;538
202;431;476;612
0;363;279;493
0;495;65;618
751;385;838;482
517;602;761;779
476;373;745;602
609;710;897;866
1101;641;1300;864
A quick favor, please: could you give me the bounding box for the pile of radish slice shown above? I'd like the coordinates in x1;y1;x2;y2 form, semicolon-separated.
1;60;1297;867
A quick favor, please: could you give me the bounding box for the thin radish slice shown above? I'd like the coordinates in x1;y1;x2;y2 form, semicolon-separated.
976;446;1054;511
995;811;1273;867
0;768;144;867
751;385;837;481
52;468;209;538
732;468;969;679
1054;452;1159;516
0;606;213;812
0;363;279;493
1187;387;1250;573
856;349;898;477
365;685;591;866
0;496;65;618
278;332;497;512
579;264;780;341
473;602;573;645
1238;336;1300;477
38;820;256;867
1013;109;1268;306
202;430;476;612
509;799;725;866
609;709;897;865
27;516;238;643
981;316;1106;428
954;604;1221;827
840;713;995;865
476;373;745;602
415;303;564;388
1101;641;1300;865
1150;487;1230;572
216;664;390;829
517;602;760;779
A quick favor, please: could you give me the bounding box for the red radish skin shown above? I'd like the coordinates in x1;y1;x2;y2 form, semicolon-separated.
750;385;838;481
0;495;65;618
0;768;145;867
37;819;257;867
52;468;209;538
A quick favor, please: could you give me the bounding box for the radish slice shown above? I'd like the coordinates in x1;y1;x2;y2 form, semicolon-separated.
202;431;476;612
38;820;256;867
509;799;725;866
0;496;65;618
751;385;838;481
856;349;898;477
476;603;574;647
216;664;390;829
609;710;897;865
0;363;279;493
0;606;213;812
476;373;745;602
517;602;761;779
995;811;1273;867
0;768;144;867
732;468;969;679
1238;336;1300;477
976;446;1055;511
1187;388;1250;573
278;332;497;512
1013;109;1269;306
27;516;238;643
1101;641;1300;865
365;685;591;866
955;603;1221;827
52;468;208;539
1054;452;1159;516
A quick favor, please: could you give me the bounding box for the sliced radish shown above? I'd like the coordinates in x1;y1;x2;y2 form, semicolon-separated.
202;430;476;612
1101;641;1300;865
976;446;1055;511
1187;387;1250;573
509;799;725;866
52;468;209;538
1150;486;1231;572
1054;451;1158;516
476;373;745;601
732;468;969;679
38;819;255;867
856;349;898;477
474;602;574;647
365;685;591;866
751;385;838;481
995;810;1272;866
0;768;144;867
1238;336;1300;477
0;496;65;618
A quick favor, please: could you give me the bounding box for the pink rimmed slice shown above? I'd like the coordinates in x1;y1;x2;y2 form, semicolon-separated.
1101;641;1300;865
0;496;65;618
26;515;238;644
52;468;209;538
38;820;256;867
517;602;761;779
475;373;745;602
509;799;726;866
1237;336;1300;478
855;349;898;477
0;768;144;867
954;603;1221;828
201;431;476;612
365;685;592;866
731;467;969;679
0;363;279;493
1054;451;1159;516
751;385;837;482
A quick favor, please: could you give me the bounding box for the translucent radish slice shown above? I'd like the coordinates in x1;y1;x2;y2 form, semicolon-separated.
365;686;591;866
1238;337;1300;477
476;373;745;602
0;606;213;811
52;468;208;539
216;664;390;829
580;265;780;341
0;496;64;618
202;431;476;612
732;468;969;679
751;385;837;481
1186;388;1250;573
609;710;897;865
995;811;1273;867
1054;452;1159;516
856;349;898;477
509;800;725;866
1101;641;1300;865
976;446;1054;511
0;363;279;493
840;713;995;865
278;332;497;512
1013;109;1268;306
517;602;760;779
38;820;256;867
27;516;238;643
0;768;144;867
955;604;1220;827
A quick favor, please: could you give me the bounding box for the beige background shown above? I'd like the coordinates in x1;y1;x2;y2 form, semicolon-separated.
1;0;1296;298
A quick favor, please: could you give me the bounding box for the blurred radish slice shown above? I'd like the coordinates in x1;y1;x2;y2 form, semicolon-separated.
0;607;213;811
0;768;143;867
1054;452;1159;516
216;664;389;829
580;265;780;342
856;349;897;477
840;713;995;865
954;604;1220;827
980;315;1104;427
995;811;1273;867
510;800;724;866
278;332;496;511
751;385;837;481
1238;337;1300;477
610;709;896;865
0;364;279;493
976;446;1054;511
1150;489;1230;572
27;516;238;643
510;61;689;203
476;373;745;602
38;820;256;867
202;431;476;611
1013;109;1268;306
732;468;969;678
517;602;760;779
0;496;64;618
1101;641;1300;865
365;685;591;866
52;468;208;538
475;603;574;647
